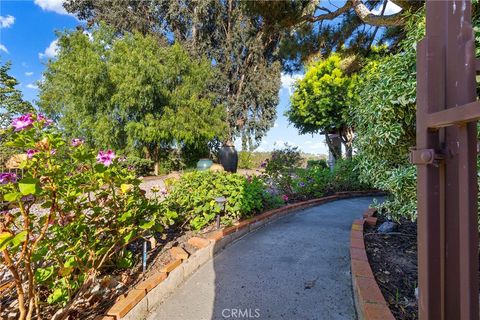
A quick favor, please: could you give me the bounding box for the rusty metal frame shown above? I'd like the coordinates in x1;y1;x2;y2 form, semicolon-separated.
414;1;479;319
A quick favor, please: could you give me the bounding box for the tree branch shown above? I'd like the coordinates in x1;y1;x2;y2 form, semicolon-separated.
352;0;405;26
301;0;406;27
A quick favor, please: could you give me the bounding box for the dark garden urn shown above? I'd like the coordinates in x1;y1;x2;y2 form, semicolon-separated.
218;144;238;173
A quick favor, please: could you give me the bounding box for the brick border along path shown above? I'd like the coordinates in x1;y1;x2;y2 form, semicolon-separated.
147;197;382;320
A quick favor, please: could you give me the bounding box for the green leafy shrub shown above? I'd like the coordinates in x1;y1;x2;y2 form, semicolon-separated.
291;166;331;199
329;158;371;192
121;156;154;176
0;114;167;318
306;159;328;169
238;151;254;169
263;144;303;196
353;12;423;220
165;171;265;230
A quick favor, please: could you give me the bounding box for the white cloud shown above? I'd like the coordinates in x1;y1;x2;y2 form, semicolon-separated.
26;84;38;90
34;0;70;15
0;15;15;28
371;1;402;16
280;73;303;95
39;39;59;59
25;72;34;76
0;44;8;54
273;122;279;128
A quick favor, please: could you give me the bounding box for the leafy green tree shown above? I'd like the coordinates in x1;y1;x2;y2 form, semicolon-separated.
0;62;33;129
39;26;225;173
286;53;357;159
63;0;282;150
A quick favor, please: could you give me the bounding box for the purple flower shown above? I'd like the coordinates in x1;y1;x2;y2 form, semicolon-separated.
298;182;306;188
127;165;135;171
26;149;39;159
282;195;289;202
96;150;116;166
50;149;56;155
12;114;34;131
71;138;85;147
37;114;53;126
0;172;17;184
260;161;267;168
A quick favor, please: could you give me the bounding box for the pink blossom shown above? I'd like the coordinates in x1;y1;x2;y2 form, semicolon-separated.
71;138;84;147
12;114;34;131
96;150;116;166
50;149;56;155
0;172;17;184
27;149;39;159
282;195;289;202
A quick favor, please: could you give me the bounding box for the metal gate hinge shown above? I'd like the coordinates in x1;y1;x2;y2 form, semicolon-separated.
409;148;445;165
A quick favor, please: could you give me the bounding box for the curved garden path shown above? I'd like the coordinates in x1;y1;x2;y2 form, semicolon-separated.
147;197;381;320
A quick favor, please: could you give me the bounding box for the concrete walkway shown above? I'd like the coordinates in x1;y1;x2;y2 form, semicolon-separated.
147;197;381;320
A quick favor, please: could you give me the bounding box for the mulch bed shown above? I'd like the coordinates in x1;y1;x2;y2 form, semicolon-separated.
364;215;418;320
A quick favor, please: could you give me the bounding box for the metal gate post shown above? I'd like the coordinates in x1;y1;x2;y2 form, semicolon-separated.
416;1;479;319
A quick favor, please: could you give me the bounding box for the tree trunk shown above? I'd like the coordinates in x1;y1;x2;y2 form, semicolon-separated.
339;127;355;159
324;133;342;160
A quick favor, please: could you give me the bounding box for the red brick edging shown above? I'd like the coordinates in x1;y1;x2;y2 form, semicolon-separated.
350;209;395;320
97;190;385;319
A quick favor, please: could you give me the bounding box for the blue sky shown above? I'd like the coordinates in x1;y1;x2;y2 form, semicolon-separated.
0;0;401;156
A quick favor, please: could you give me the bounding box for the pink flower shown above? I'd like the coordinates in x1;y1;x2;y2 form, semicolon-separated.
27;149;39;159
12;114;34;131
0;172;17;184
96;150;116;166
282;195;289;202
50;149;56;155
71;138;84;147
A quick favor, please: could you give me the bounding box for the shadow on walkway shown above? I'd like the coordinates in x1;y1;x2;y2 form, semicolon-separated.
148;197;383;320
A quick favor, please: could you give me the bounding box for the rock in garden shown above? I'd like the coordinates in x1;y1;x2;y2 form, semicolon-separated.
377;221;397;233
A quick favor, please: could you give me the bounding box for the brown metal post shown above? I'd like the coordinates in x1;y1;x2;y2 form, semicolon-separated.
416;1;479;319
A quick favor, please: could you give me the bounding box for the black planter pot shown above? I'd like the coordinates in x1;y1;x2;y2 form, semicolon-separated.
218;145;238;173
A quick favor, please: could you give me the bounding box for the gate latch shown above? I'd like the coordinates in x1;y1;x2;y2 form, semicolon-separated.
409;148;445;165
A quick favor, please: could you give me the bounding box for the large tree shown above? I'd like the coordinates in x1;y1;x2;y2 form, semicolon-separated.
63;0;283;150
0;62;33;129
39;26;226;173
286;53;357;159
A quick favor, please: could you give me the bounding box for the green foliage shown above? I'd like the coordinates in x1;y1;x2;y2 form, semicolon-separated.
0;114;167;316
353;12;423;220
120;156;154;176
165;171;265;230
238;151;270;169
291;166;331;199
306;159;328;169
0;62;34;129
39;26;226;166
329;158;371;192
287;53;355;135
63;1;282;149
286;53;357;157
263;144;303;196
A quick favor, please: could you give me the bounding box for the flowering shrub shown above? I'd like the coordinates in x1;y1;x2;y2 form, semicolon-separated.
0;114;167;319
165;171;266;230
291;167;331;199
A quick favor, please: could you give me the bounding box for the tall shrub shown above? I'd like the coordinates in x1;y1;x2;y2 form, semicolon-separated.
353;12;424;220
